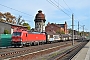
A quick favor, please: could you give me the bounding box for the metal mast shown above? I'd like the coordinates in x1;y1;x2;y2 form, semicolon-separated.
78;21;79;35
72;14;74;45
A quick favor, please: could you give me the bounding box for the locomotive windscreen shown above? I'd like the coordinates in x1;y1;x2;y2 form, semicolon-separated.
12;32;21;36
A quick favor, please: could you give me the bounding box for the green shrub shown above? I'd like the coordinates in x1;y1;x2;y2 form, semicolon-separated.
4;30;9;34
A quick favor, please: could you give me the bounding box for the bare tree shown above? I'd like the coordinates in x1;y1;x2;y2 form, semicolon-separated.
16;15;25;25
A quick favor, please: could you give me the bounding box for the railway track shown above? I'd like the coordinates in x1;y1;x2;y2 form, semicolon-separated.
55;40;88;60
0;41;76;60
0;40;81;60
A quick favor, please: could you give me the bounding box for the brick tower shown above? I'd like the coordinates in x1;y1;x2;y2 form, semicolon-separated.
34;10;46;32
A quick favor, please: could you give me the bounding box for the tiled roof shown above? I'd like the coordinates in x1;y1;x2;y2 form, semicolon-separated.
50;23;61;28
0;22;27;28
57;24;65;28
34;10;46;21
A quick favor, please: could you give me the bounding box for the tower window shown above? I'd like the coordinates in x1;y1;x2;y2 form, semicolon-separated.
51;26;53;28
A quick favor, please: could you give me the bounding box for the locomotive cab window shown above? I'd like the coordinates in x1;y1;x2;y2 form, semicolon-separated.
12;32;22;36
26;34;27;37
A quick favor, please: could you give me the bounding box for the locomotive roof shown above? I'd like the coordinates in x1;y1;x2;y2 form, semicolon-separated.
28;31;44;34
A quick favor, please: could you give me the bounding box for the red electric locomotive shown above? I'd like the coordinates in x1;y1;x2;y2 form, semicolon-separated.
12;30;47;47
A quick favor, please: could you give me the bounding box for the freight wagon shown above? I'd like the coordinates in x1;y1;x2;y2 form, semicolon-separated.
0;34;12;48
47;34;61;43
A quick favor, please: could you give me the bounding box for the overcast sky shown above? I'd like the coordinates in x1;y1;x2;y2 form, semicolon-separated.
0;0;90;32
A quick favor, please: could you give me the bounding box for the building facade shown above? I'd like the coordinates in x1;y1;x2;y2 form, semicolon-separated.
0;22;11;34
0;22;27;34
45;21;68;34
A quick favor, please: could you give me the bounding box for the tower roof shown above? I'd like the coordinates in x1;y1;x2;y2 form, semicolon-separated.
34;10;46;21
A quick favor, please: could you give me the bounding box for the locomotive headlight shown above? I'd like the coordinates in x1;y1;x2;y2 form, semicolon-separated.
19;38;22;41
20;39;22;41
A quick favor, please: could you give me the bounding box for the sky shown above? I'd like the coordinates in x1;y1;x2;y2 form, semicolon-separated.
0;0;90;32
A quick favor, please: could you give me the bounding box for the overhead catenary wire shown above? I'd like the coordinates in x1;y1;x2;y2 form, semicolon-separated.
47;0;89;32
53;0;71;13
62;0;82;32
48;0;71;18
46;0;71;18
0;3;33;17
53;0;59;7
63;0;73;13
0;3;34;24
